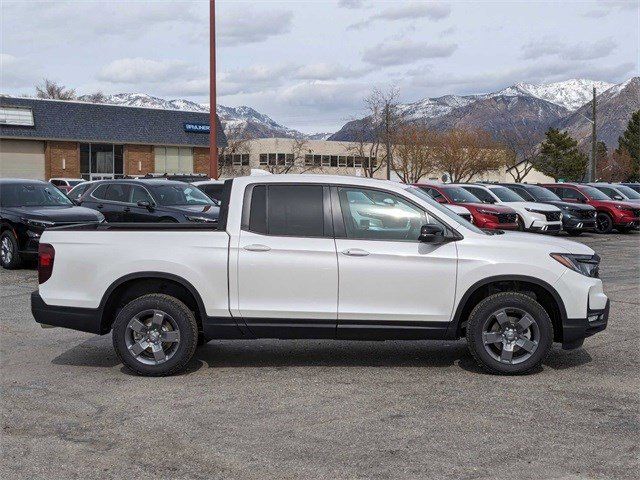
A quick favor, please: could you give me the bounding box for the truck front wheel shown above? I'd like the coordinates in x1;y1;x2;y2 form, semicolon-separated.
112;294;198;376
465;292;553;375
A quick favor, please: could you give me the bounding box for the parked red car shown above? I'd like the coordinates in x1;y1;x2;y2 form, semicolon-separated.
414;182;519;230
542;183;640;233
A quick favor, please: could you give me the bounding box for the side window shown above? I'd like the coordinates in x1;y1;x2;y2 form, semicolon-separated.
91;184;109;200
338;187;435;241
246;184;325;237
464;186;494;203
202;185;224;201
511;186;534;201
427;188;445;202
50;180;62;186
562;188;585;201
597;186;619;199
104;184;132;203
130;186;153;204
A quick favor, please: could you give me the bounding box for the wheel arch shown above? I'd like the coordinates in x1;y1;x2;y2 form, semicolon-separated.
98;272;207;334
448;275;567;342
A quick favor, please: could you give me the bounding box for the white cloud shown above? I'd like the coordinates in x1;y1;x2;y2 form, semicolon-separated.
521;37;617;61
293;63;373;80
219;10;293;47
348;2;451;30
97;58;199;84
278;81;367;110
0;53;41;89
362;40;457;66
338;0;366;8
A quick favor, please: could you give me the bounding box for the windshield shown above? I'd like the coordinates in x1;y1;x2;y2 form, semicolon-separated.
617;185;640;199
441;186;482;203
404;186;486;235
151;184;214;206
489;186;525;202
581;186;611;200
526;185;561;201
0;183;73;207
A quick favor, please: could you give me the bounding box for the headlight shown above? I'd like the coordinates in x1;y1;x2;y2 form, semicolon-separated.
550;253;600;277
185;215;218;223
23;218;55;229
614;204;631;211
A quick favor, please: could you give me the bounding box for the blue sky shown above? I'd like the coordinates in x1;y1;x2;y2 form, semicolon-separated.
1;0;638;132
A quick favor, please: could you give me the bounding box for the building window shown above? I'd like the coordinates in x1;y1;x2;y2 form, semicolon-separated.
0;106;34;126
305;154;314;166
321;155;331;167
155;146;193;173
219;153;249;166
79;143;124;180
259;153;268;165
338;156;347;167
260;153;296;166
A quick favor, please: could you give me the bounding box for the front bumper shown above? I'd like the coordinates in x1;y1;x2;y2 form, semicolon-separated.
528;221;563;233
561;299;610;349
562;215;596;231
31;291;103;334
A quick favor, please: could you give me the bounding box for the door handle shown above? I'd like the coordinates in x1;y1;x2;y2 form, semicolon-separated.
243;244;271;252
341;248;370;257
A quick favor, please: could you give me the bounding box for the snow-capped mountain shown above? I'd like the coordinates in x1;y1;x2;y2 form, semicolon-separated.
330;77;635;148
489;79;615;111
76;93;323;139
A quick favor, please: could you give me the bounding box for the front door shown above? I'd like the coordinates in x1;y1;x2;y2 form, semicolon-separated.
125;185;158;222
333;186;458;339
236;184;338;338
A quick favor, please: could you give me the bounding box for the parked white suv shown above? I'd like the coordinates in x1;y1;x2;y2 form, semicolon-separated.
460;184;563;233
32;175;608;376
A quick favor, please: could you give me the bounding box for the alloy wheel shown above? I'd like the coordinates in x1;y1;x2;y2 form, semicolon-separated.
596;213;612;233
124;309;181;365
482;308;540;365
1;237;13;264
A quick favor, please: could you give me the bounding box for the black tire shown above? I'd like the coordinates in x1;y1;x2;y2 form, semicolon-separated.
112;293;198;376
465;292;553;375
616;226;632;233
566;230;583;236
0;231;23;269
517;216;526;231
595;212;614;234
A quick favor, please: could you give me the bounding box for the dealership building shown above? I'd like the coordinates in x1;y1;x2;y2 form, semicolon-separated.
0;97;226;181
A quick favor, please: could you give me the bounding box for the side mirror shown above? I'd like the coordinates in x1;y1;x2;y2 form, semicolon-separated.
137;200;154;210
419;224;445;243
613;195;623;200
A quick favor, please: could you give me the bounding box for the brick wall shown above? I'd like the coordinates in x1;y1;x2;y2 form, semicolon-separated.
193;147;210;176
125;145;154;176
46;141;79;179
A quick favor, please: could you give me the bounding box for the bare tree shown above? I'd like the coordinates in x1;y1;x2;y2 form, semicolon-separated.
366;86;401;179
432;129;506;183
498;129;543;182
264;136;310;175
35;79;76;100
346;115;385;177
596;148;634;182
218;125;254;176
392;124;437;183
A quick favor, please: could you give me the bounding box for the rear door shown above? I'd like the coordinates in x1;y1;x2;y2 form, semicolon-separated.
333;186;457;339
236;183;338;337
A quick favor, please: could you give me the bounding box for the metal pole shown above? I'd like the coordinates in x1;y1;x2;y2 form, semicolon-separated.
385;105;391;180
209;0;219;179
591;86;597;182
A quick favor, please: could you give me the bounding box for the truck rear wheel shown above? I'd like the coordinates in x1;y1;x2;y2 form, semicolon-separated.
112;294;198;376
465;292;553;375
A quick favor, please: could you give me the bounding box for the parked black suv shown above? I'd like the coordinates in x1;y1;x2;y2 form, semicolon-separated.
500;183;597;235
0;179;104;269
77;179;220;223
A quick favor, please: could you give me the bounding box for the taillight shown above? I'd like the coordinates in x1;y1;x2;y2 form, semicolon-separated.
38;243;55;284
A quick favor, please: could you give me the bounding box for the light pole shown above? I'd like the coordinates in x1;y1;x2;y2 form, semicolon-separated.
590;86;597;182
209;0;219;179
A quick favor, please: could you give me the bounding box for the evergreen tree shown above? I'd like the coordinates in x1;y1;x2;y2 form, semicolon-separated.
617;110;640;180
533;128;588;181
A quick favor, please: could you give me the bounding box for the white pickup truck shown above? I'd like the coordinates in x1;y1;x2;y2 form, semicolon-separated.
32;175;609;376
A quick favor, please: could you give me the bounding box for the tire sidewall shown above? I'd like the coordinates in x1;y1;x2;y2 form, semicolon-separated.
0;231;21;269
112;294;198;376
595;212;613;233
467;293;553;374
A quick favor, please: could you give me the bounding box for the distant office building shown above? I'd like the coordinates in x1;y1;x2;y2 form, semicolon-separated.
0;97;226;180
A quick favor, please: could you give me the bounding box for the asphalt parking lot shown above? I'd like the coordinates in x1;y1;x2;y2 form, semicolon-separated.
1;232;638;480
